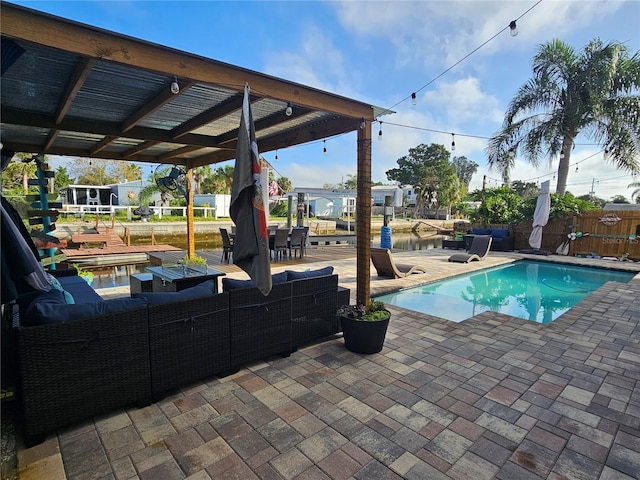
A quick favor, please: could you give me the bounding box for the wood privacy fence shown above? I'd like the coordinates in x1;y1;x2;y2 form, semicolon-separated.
566;210;640;259
477;209;640;260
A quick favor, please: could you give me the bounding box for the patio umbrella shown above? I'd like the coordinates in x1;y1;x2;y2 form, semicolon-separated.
528;180;551;250
229;85;272;296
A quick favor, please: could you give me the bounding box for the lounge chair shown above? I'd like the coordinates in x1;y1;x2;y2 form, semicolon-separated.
448;235;492;263
370;247;427;278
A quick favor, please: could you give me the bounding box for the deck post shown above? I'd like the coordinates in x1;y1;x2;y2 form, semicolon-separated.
356;120;372;308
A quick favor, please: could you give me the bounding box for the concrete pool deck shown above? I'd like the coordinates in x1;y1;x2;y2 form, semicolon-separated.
15;249;640;479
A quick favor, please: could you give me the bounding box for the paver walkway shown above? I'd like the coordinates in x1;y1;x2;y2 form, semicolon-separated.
16;251;640;480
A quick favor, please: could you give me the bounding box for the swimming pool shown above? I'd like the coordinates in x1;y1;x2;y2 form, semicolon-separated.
375;260;635;324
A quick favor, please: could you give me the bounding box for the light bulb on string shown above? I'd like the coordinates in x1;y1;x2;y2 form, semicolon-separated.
451;133;456;151
411;92;417;106
360;118;366;129
560;149;565;159
603;148;609;160
378;122;383;141
323;140;327;157
275;150;278;162
509;20;518;37
575;165;579;173
170;76;179;94
285;102;293;117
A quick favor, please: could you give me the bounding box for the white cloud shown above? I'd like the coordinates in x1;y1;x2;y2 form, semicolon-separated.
421;76;504;125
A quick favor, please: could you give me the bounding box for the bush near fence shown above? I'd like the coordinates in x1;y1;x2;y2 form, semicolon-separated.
473;209;640;261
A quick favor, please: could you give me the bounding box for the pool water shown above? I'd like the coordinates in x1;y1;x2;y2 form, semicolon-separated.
375;260;635;324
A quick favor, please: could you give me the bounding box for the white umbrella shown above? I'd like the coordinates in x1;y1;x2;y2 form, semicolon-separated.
529;180;551;250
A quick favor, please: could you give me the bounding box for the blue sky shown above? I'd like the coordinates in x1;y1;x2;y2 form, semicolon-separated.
11;0;640;200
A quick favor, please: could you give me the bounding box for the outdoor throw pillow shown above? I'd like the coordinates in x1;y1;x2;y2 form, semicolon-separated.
286;266;334;281
45;272;75;304
24;294;147;326
132;279;215;306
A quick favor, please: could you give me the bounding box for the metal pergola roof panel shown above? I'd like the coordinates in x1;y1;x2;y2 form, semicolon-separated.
1;3;384;169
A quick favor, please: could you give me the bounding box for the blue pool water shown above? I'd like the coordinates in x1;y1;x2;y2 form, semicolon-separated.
375;260;635;324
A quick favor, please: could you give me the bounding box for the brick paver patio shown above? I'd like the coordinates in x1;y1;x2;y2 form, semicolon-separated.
16;251;640;479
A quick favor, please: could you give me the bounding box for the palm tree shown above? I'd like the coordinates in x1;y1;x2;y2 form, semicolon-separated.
487;38;640;195
630;179;640;202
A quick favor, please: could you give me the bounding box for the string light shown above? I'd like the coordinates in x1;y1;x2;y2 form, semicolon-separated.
575;165;579;173
509;20;518;37
451;133;456;151
285;102;293;117
560;149;565;159
323;140;327;157
411;92;417;106
378;122;383;141
360;118;366;129
275;150;278;162
170;76;179;94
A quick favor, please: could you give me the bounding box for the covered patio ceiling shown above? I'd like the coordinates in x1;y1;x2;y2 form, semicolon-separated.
1;2;387;305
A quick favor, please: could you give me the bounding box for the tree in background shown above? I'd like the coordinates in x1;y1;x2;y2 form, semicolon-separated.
510;180;540;200
193;165;212;194
487;38;640;195
202;165;234;194
467;187;524;224
1;153;37;195
70;158;112;185
112;162;143;183
611;195;630;204
276;176;293;195
451;156;478;193
342;174;357;190
577;194;606;208
386;143;461;217
54;166;73;192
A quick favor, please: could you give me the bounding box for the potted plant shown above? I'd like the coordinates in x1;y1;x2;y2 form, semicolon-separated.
338;300;391;354
181;254;208;274
73;264;94;285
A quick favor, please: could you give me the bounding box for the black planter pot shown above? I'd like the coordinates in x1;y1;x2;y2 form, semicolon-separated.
340;315;390;354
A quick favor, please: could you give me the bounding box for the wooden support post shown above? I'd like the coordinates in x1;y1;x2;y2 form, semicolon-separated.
356;120;372;308
186;167;196;258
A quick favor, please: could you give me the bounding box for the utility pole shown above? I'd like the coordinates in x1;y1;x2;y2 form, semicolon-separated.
482;175;487;190
589;178;596;200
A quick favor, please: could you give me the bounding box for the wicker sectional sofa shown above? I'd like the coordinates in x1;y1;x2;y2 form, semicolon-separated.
6;269;349;446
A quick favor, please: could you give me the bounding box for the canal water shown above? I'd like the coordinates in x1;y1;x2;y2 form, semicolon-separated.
91;232;445;289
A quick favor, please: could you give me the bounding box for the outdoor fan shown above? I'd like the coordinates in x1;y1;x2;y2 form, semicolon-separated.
155;165;187;199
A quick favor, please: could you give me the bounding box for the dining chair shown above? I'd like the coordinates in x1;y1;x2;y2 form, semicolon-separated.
288;228;305;258
220;228;234;263
271;229;289;261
